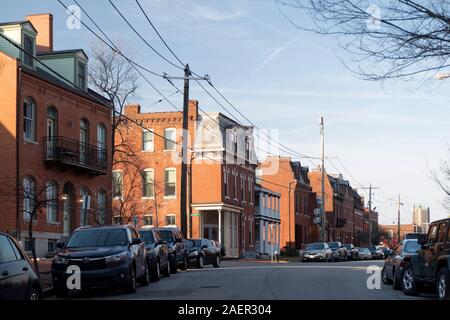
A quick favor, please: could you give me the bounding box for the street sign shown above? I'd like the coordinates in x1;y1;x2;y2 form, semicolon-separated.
191;213;200;217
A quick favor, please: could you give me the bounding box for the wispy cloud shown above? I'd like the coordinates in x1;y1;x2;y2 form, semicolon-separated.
253;38;298;73
188;1;246;21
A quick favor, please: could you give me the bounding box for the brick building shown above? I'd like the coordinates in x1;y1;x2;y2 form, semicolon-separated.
363;208;379;245
114;106;258;258
257;156;318;253
0;14;112;257
379;223;419;247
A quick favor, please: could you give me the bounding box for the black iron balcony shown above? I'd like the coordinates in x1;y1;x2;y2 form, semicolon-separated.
44;136;107;175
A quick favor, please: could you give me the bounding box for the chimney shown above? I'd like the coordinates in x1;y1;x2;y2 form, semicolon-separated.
25;14;53;53
124;104;141;115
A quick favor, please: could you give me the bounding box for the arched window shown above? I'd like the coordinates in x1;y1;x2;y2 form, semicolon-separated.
46;180;58;223
97;123;107;163
23;98;36;141
23;176;36;221
79;187;90;226
164;168;176;197
97;190;106;225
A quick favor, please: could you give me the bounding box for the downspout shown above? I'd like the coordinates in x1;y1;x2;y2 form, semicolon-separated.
16;65;22;240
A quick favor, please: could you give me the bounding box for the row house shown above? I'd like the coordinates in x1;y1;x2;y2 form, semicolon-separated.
191;112;258;258
115;106;258;258
364;208;379;246
0;14;112;257
329;174;355;243
113;102;198;232
257;156;318;253
254;184;281;257
353;190;365;246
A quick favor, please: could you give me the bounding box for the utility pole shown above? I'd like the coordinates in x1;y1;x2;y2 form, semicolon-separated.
361;184;379;245
163;66;209;237
320;116;326;243
397;195;404;244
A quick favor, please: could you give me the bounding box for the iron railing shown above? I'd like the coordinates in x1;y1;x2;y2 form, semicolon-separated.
44;136;107;174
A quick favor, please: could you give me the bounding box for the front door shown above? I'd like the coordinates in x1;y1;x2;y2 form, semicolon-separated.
224;212;239;258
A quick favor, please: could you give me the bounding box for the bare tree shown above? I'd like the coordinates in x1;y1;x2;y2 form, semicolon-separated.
431;146;450;211
88;40;139;162
275;0;450;80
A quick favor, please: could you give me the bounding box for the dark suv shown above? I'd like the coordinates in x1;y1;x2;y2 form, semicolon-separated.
400;218;450;299
52;225;149;296
139;228;170;280
155;228;187;273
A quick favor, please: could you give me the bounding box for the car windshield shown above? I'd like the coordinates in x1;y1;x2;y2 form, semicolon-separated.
367;245;376;250
328;242;339;248
404;241;420;254
306;243;325;250
158;230;174;242
343;244;352;249
66;229;127;248
362;248;369;252
139;231;155;244
186;240;202;248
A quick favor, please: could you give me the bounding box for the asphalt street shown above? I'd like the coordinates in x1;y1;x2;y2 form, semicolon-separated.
48;259;439;300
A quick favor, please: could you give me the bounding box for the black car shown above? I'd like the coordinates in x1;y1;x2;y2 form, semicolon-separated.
380;246;393;258
139;228;171;280
155;228;187;273
382;239;420;290
401;218;450;299
343;244;358;260
0;232;42;300
185;239;221;268
52;225;149;296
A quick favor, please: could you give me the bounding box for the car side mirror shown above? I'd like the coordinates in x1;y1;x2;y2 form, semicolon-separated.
131;238;143;245
56;242;65;249
417;234;426;245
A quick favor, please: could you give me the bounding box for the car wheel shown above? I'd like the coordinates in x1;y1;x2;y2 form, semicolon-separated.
124;266;137;294
151;260;162;281
197;255;204;269
382;266;392;285
213;255;221;268
393;268;401;290
139;263;150;286
27;287;41;300
162;260;171;278
401;264;419;296
170;255;178;274
436;268;450;300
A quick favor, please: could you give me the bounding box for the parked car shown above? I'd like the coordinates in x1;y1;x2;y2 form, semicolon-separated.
400;218;450;299
52;225;149;296
382;239;420;290
367;245;384;260
327;242;348;262
358;248;373;260
212;240;226;258
155;228;187;273
301;243;333;262
185;239;221;268
139;228;171;280
343;243;358;260
0;232;42;300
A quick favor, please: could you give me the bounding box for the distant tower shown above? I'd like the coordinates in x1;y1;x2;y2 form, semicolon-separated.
413;204;430;233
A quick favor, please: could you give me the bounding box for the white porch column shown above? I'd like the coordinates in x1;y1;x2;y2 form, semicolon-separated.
264;221;269;254
277;223;281;253
218;209;222;244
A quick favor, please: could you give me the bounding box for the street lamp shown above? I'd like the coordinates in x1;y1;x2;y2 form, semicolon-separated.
435;72;450;80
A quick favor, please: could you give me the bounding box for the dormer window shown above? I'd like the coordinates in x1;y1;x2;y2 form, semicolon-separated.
23;34;35;68
77;60;86;89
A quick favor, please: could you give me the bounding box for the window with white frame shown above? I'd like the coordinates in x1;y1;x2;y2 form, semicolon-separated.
46;180;57;223
77;60;86;89
97;190;106;225
23;98;36;141
97;124;107;162
224;168;229;197
143;214;153;227
165;214;176;226
164;128;176;151
80;188;89;227
23;176;36;221
112;171;123;198
248;177;252;204
142;169;154;198
142;129;154;151
164;168;176;197
233;172;237;199
241;175;245;202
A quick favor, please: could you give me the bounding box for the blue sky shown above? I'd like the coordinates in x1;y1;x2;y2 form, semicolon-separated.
4;0;450;223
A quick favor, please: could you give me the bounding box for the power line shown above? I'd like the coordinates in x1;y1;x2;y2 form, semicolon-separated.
107;0;184;70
